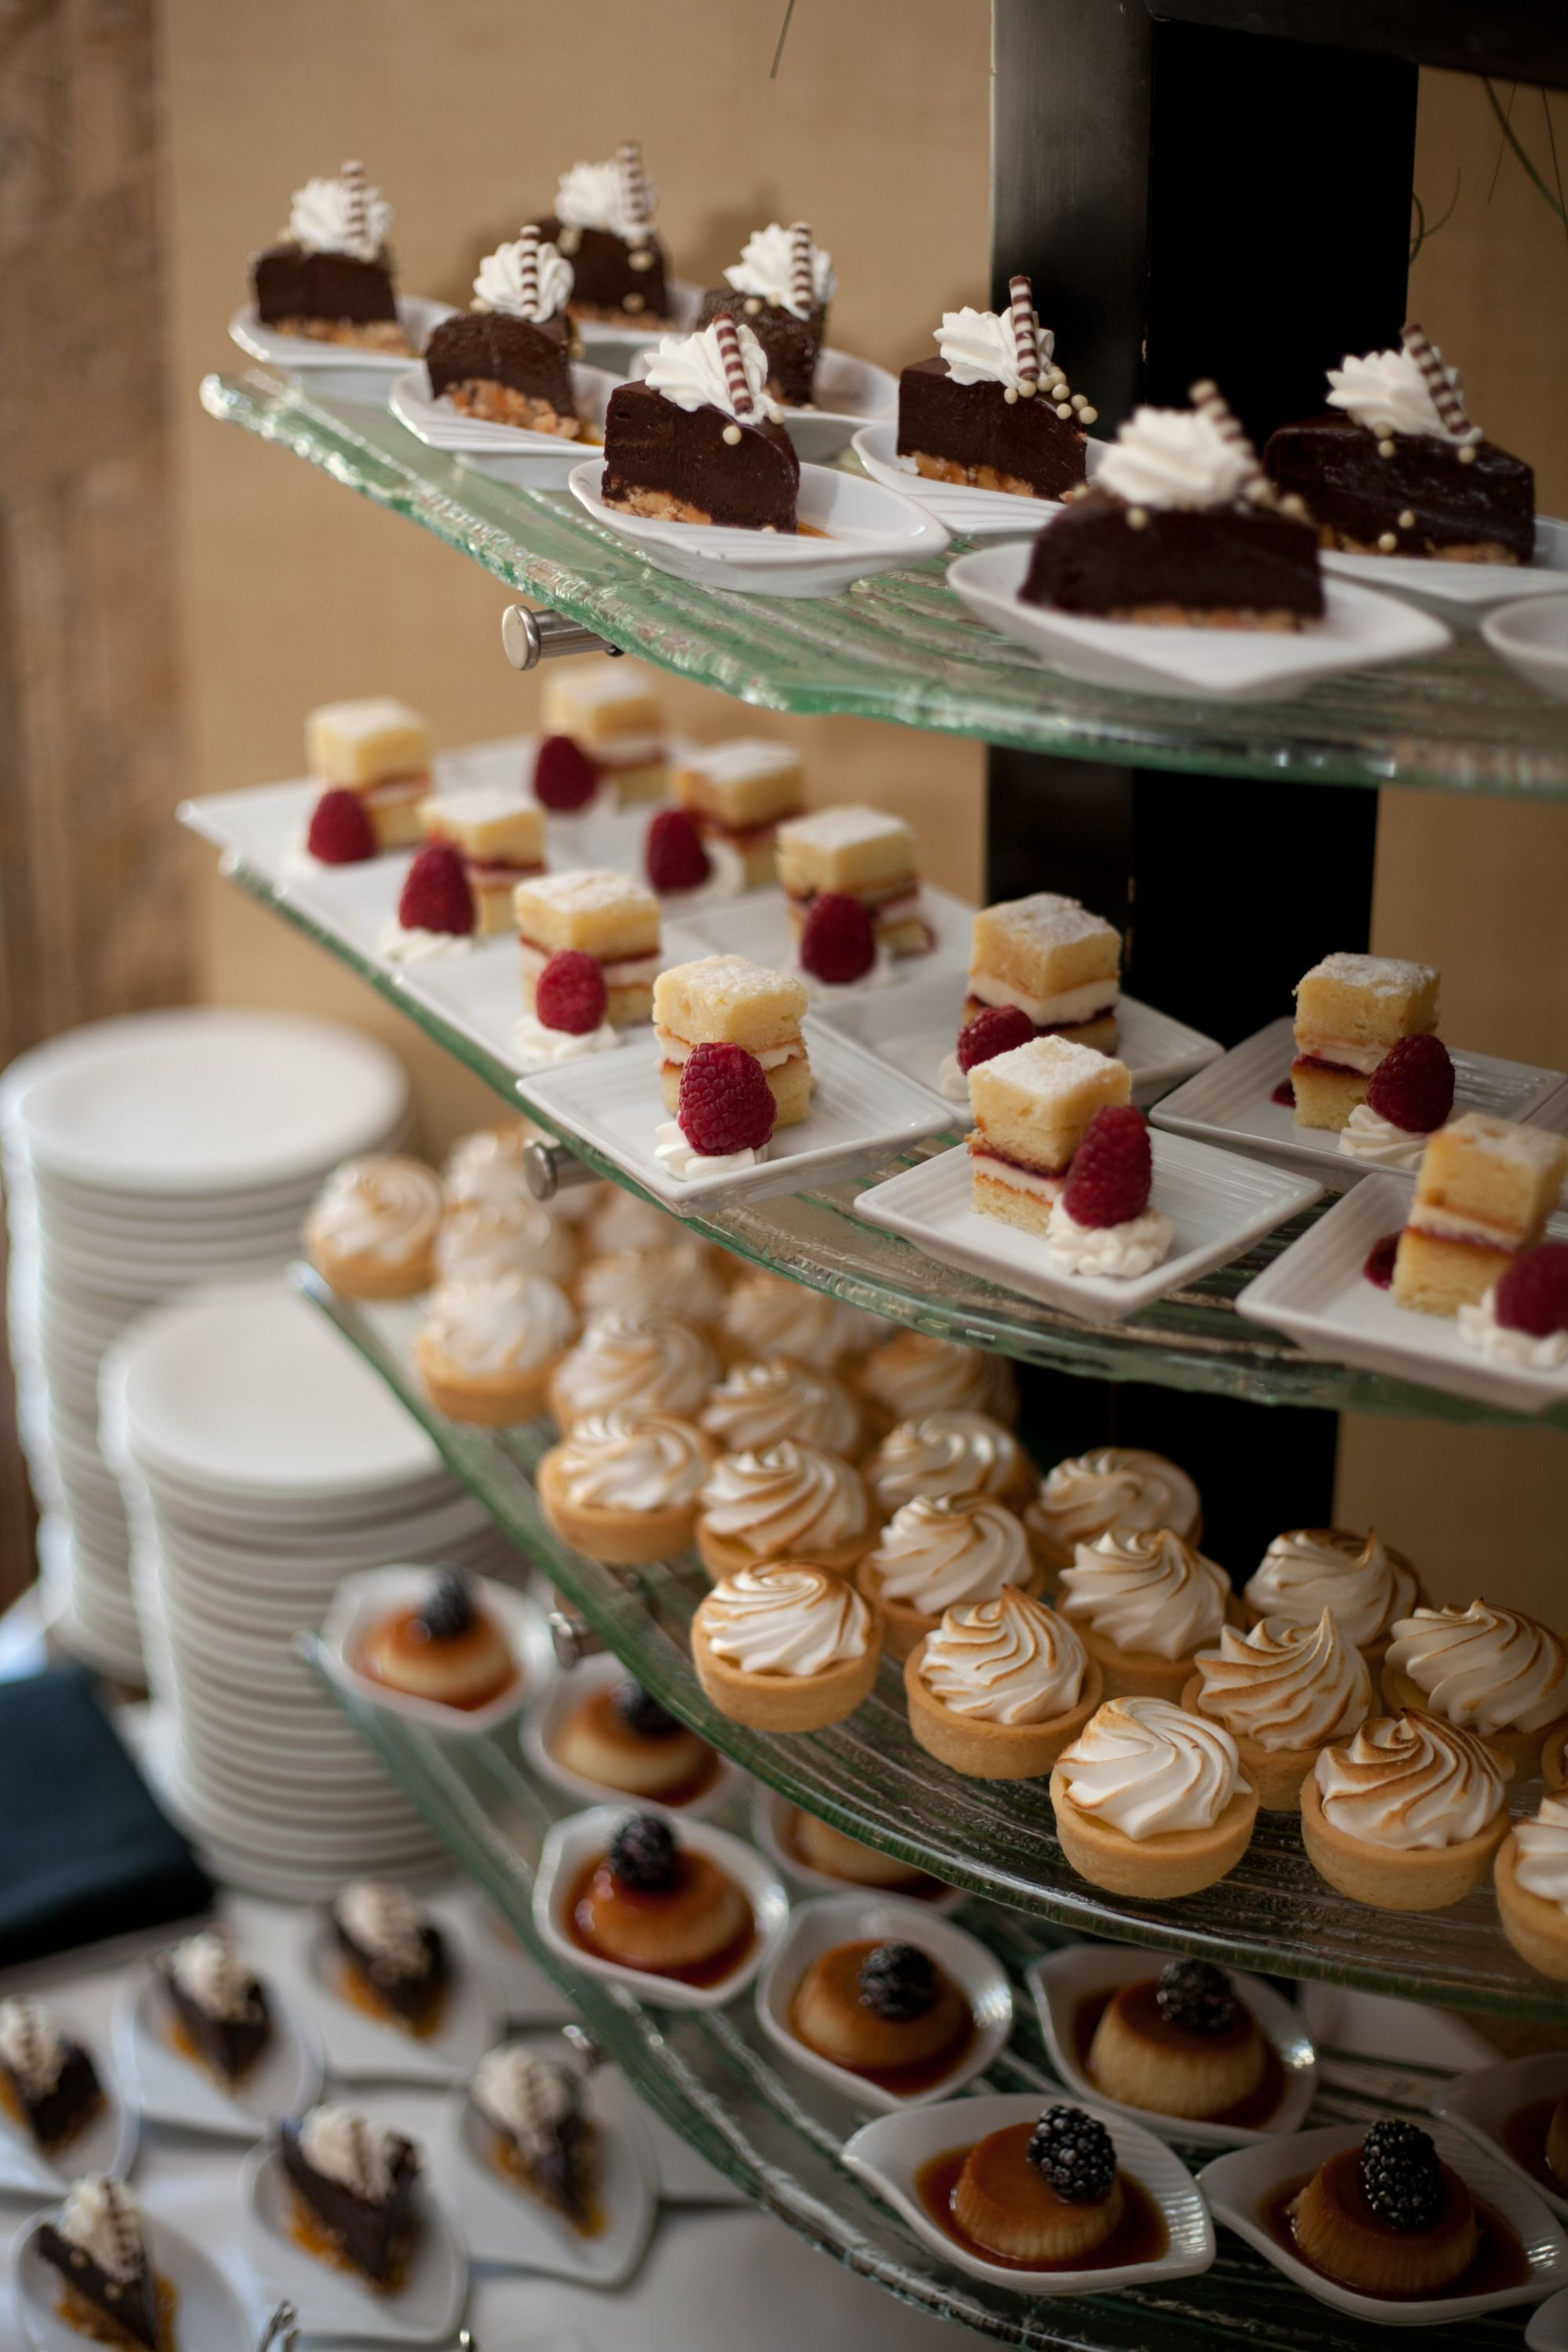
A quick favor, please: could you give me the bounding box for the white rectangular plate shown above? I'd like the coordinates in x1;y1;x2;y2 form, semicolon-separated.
390;361;621;488
855;1131;1321;1323
1324;514;1568;619
1235;1171;1568;1414
673;881;975;986
1151;1014;1567;1187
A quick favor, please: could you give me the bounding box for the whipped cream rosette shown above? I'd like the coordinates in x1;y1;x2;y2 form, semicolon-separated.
855;1331;1018;1428
866;1408;1030;1516
304;1154;443;1299
414;1269;578;1425
859;1493;1040;1659
537;1406;714;1567
577;1238;729;1327
1050;1696;1258;1897
1024;1444;1201;1572
549;1308;718;1428
288;174;395;259
1496;1793;1568;1980
695;1439;873;1579
719;1272;884;1370
1301;1709;1512;1912
1243;1526;1422;1663
1058;1526;1233;1700
906;1585;1099;1779
1184;1608;1372;1810
1382;1599;1568;1777
699;1357;865;1461
692;1560;881;1732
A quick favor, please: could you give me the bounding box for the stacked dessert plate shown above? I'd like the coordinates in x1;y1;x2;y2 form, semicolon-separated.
0;1011;408;1681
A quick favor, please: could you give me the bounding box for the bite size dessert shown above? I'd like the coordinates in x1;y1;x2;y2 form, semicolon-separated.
601;315;800;531
553;1676;720;1805
695;223;834;406
776;805;929;960
867;1409;1033;1516
155;1930;271;2086
958;894;1122;1071
1022;380;1323;628
537;657;668;809
642;807;735;909
701;1356;866;1461
1050;1697;1258;1898
415;1271;579;1424
1392;1112;1568;1316
1087;1957;1271;2125
424;223;579;434
906;1584;1100;1778
305;787;377;866
1458;1238;1568;1371
471;2043;597;2230
856;1331;1019;1430
567;1813;752;1983
306;697;431;851
280;2105;421;2289
1183;1610;1372;1811
437;1195;578;1288
357;1569;517;1710
37;2176;169;2350
1495;1793;1568;1981
303;1156;443;1298
252;160;406;350
779;1809;948;1896
537;1410;714;1566
418;786;544;939
695;1439;874;1580
692;1560;882;1731
859;1494;1042;1661
1059;1527;1233;1701
538;142;669;325
933;2105;1143;2270
966;1036;1131;1236
898;275;1093;501
1025;1446;1202;1580
1243;1526;1423;1669
656;1040;785;1187
1337;1036;1455;1171
790;1939;973;2090
577;1237;729;1329
0;1998;102;2151
1300;1710;1512;1910
720;1270;884;1370
1381;1599;1568;1780
1264;323;1535;565
444;1118;542;1211
1284;2120;1482;2299
549;1309;718;1428
654;955;813;1126
515;869;662;1029
380;840;476;963
672;740;806;890
331;1881;449;2037
1043;1105;1173;1283
1291;951;1441;1132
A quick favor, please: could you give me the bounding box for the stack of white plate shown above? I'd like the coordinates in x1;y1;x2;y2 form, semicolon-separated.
0;1009;409;1680
103;1279;515;1898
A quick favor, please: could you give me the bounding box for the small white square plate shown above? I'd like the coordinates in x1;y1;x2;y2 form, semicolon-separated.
390;362;622;488
16;2209;251;2352
521;1653;742;1819
749;1786;963;1915
851;420;1109;540
112;1969;323;2141
674;882;974;987
1325;516;1568;621
283;1896;504;2083
948;540;1450;699
318;1567;556;1737
1026;1944;1318;2150
241;2137;468;2343
1198;2122;1568;2328
1432;2052;1568;2222
1151;1014;1568;1189
1235;1172;1568;1414
0;2003;136;2198
521;1017;953;1213
228;296;456;406
633;345;896;464
855;1132;1321;1324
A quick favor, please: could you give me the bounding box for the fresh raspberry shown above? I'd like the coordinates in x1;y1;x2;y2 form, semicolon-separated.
644;807;712;895
398;840;475;935
800;891;877;985
1494;1241;1568;1337
956;1004;1034;1073
1061;1105;1152;1229
532;735;598;811
1366;1033;1454;1135
307;788;376;865
678;1041;776;1156
535;949;608;1035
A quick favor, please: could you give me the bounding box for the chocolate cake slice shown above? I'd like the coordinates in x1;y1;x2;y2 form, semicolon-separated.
252;161;405;350
157;1931;270;2086
539;142;669;325
0;1998;103;2151
331;1881;449;2034
471;2044;597;2228
897;277;1092;499
37;2177;165;2352
602;383;798;529
281;2109;420;2289
694;223;833;406
426;311;575;427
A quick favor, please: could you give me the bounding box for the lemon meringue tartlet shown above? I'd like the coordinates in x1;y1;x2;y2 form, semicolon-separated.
854;1332;1019;1431
866;1409;1033;1517
537;1410;716;1565
718;1272;883;1371
1181;1609;1373;1811
548;1308;719;1429
305;1154;444;1299
1380;1599;1568;1780
1050;1697;1258;1898
1495;1795;1568;1981
695;1440;875;1580
576;1237;730;1328
414;1270;579;1423
859;1494;1044;1660
693;1561;882;1731
437;1195;578;1287
700;1357;867;1462
1024;1445;1201;1579
1299;1710;1512;1911
1243;1526;1424;1668
1058;1526;1235;1700
906;1587;1101;1777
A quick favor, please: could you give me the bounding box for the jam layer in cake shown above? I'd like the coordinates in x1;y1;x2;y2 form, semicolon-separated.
1022;489;1323;627
695;289;824;407
898;356;1087;499
1265;415;1534;564
424;312;576;432
601;383;799;530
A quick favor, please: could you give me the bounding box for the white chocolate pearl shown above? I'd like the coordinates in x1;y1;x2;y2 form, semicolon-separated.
629;248;655;272
622;292;644;312
744;297;763;315
1377;437;1396;457
1127;506;1149;529
721;423;742;445
1003;387;1018;405
1398;508;1416;529
1377;531;1399;550
1079;405;1098;424
1459;444;1478;463
557;226;581;256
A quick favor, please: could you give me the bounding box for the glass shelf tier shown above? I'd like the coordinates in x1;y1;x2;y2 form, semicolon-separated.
311;1639;1512;2352
201;368;1568;800
303;1275;1568;2026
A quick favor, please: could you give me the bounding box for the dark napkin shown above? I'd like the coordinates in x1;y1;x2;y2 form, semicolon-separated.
0;1664;212;1969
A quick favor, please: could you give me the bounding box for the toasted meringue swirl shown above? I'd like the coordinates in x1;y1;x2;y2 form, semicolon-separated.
1192;1610;1372;1751
1244;1527;1417;1649
720;1272;882;1368
437;1197;577;1286
700;1358;862;1459
1060;1527;1229;1661
307;1155;442;1264
867;1410;1025;1513
698;1440;869;1556
858;1333;1018;1423
1026;1446;1200;1553
1314;1711;1508;1849
1058;1697;1246;1837
1514;1794;1568;1915
420;1272;577;1374
443;1123;535;1211
699;1562;871;1675
868;1494;1031;1616
551;1310;717;1425
578;1240;728;1327
1385;1600;1568;1737
552;1410;710;1512
920;1588;1087;1723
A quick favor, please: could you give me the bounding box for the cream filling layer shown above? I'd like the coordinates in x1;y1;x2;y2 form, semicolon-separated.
970;1149;1065;1203
657;1028;804;1070
968;972;1120;1027
1292;1033;1385;1076
1406;1203;1530;1249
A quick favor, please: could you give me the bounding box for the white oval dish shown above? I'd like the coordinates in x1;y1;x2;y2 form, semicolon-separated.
852;419;1102;539
240;2136;467;2343
318;1566;554;1737
1483;590;1568;699
0;2005;137;2200
521;1653;742;1819
389;361;623;489
1026;1942;1318;2149
753;1892;1011;2111
285;1900;503;2084
750;1787;964;1914
228;296;456;407
570;277;702;361
532;1805;789;2010
633;345;897;464
113;1967;324;2141
1431;2051;1568;2222
1326;516;1568;622
15;2205;250;2352
841;2088;1214;2295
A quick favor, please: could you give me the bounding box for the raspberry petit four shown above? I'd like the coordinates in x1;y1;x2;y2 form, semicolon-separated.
964;891;1121;1056
967;1036;1131;1236
1265;323;1535;565
0;1998;102;2151
720;1270;884;1370
1292;951;1440;1131
1495;1794;1568;1981
672;740;805;889
553;1677;720;1805
424;223;579;434
304;1155;443;1298
602;314;800;530
253;159;408;350
307;696;431;850
860;1494;1043;1660
1381;1599;1568;1779
654;954;813;1126
1459;1236;1568;1367
470;2042;597;2227
156;1929;271;2085
906;1585;1100;1777
307;786;376;866
798;893;881;992
1243;1525;1422;1668
791;1938;973;2090
1044;1104;1173;1280
332;1882;448;2037
1060;1526;1232;1701
659;1043;779;1182
567;1813;752;1982
280;2104;422;2288
1183;1610;1372;1810
539;142;670;326
358;1569;517;1710
696;223;833;407
419;786;544;938
1300;1710;1511;1910
930;2104;1152;2271
856;1331;1019;1428
1025;1446;1202;1578
37;2176;168;2350
416;1271;578;1425
539;657;668;808
550;1309;718;1428
1050;1697;1258;1897
696;1439;874;1579
515;869;662;1029
776;804;928;959
1393;1112;1568;1316
693;1561;882;1731
1284;2119;1483;2298
1087;1957;1272;2125
898;275;1092;501
538;1409;714;1566
867;1409;1033;1515
701;1357;866;1460
1338;1034;1455;1169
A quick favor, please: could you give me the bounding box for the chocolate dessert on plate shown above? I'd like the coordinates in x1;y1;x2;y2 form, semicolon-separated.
695;223;833;407
330;1880;450;2036
37;2176;168;2350
424;224;579;434
0;1998;103;2151
280;2105;422;2289
601;314;800;531
538;142;670;325
155;1929;270;2087
898;276;1093;500
252;160;408;350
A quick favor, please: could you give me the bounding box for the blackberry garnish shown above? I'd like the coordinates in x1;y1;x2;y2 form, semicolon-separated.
416;1570;475;1641
1359;2118;1444;2231
614;1680;681;1740
1156;1957;1238;2037
858;1942;935;2021
1027;2105;1117;2204
608;1813;679;1893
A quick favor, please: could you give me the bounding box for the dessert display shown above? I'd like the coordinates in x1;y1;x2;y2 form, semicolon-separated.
1050;1697;1258;1898
1025;1446;1202;1579
549;1308;718;1428
1495;1793;1568;1980
470;2042;597;2230
1299;1711;1512;1911
415;1270;579;1424
423;223;579;434
692;1561;881;1731
673;739;806;888
775;805;929;960
306;697;431;851
280;2103;421;2288
920;2103;1161;2273
537;657;669;808
37;2176;170;2350
897;276;1093;500
577;1237;729;1327
437;1194;579;1287
552;1675;720;1805
720;1270;883;1370
777;1806;949;1897
330;1881;450;2037
701;1356;866;1461
154;1929;271;2085
566;1813;753;1984
866;1409;1032;1515
538;142;670;325
856;1331;1019;1428
1242;1525;1422;1668
1084;1957;1275;2125
960;893;1122;1067
860;1494;1042;1659
1183;1610;1373;1810
906;1585;1100;1777
1058;1527;1233;1700
1043;1104;1173;1282
967;1036;1131;1236
1280;2120;1496;2299
303;1155;444;1298
1022;383;1323;628
601;315;800;531
1338;1035;1455;1171
1458;1238;1568;1370
0;1998;103;2150
1264;324;1536;565
514;869;662;1029
381;840;476;961
1392;1112;1568;1316
695;1439;875;1578
252;160;407;350
419;786;545;938
789;1938;973;2092
1290;951;1441;1131
537;1409;714;1565
695;223;834;407
654;955;814;1126
1381;1599;1568;1777
356;1568;518;1710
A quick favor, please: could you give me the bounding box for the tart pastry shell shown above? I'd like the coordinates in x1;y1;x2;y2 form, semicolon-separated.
1047;1769;1259;1898
1178;1673;1334;1812
905;1640;1102;1778
691;1613;882;1732
537;1444;706;1566
695;1515;875;1584
309;1232;437;1301
1494;1831;1568;1980
1298;1771;1509;1911
415;1330;557;1425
